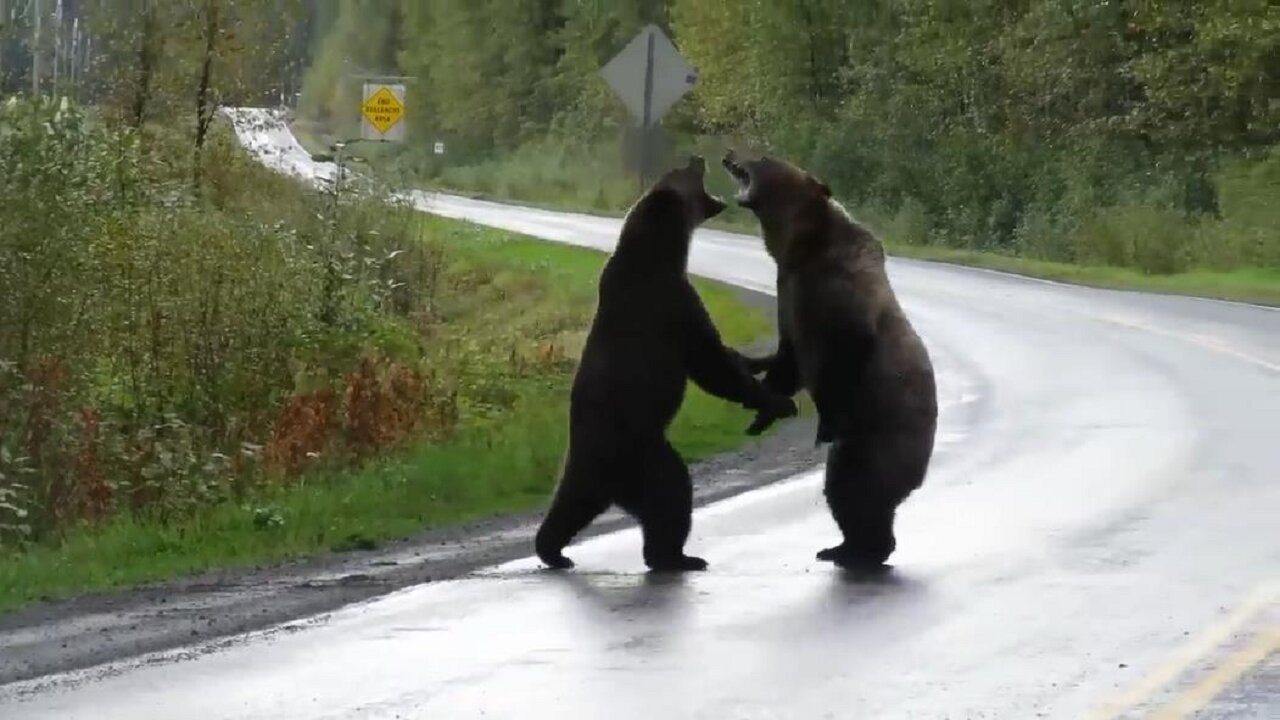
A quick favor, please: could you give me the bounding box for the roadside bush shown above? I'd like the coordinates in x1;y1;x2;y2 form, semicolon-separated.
1211;148;1280;269
0;98;449;544
436;137;636;212
1070;203;1200;275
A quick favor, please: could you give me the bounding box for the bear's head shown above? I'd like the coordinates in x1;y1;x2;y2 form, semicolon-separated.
721;151;834;262
653;155;727;229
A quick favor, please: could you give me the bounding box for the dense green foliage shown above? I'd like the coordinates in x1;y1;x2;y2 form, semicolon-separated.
0;97;448;543
300;0;1278;276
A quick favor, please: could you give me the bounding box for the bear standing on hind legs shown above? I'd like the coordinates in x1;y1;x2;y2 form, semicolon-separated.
534;156;797;572
723;151;938;570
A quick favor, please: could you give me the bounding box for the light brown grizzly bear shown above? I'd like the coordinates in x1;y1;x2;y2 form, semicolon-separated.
723;151;937;569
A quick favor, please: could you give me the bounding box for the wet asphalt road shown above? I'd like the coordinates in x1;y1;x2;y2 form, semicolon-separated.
1;109;1276;719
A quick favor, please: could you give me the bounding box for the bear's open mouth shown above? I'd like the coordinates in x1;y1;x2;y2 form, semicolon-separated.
721;152;752;203
721;154;749;184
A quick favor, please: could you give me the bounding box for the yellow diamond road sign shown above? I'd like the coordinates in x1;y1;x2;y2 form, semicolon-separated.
360;84;405;141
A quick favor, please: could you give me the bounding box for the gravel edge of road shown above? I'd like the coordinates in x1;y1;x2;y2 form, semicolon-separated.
0;286;827;688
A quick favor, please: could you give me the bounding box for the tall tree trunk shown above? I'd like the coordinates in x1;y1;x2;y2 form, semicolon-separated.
193;0;219;187
129;1;158;128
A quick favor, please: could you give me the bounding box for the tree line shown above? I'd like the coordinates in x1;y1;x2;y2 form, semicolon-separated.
2;1;1276;266
301;0;1279;271
1;0;317;128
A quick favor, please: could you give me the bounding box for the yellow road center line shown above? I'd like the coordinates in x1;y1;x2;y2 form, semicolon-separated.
1148;627;1279;720
1092;315;1280;374
1088;581;1278;720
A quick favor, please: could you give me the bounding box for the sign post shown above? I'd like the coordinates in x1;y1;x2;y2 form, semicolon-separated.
601;25;697;189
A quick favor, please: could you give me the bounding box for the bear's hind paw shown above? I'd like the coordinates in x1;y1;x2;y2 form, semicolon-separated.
538;552;575;570
816;543;891;570
646;554;709;572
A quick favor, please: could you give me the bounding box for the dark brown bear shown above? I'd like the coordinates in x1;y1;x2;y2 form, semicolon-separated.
534;156;797;572
722;151;937;569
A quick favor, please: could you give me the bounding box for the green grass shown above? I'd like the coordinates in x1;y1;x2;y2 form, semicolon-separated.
882;245;1280;306
0;217;773;614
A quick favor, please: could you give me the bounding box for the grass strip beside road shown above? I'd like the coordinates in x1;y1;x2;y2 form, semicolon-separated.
0;218;774;615
883;245;1280;307
478;193;1280;308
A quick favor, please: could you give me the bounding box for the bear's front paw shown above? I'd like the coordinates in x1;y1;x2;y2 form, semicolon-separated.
745;410;774;436
763;393;798;420
738;352;774;375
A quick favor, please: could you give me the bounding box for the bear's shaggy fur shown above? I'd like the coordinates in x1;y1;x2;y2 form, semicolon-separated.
534;156;796;572
723;151;937;568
